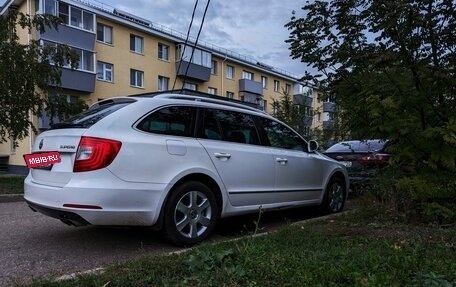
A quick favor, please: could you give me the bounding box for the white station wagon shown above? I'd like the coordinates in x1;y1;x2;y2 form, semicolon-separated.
24;93;349;245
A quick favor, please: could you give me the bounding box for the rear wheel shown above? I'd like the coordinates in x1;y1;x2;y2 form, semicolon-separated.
322;177;346;214
164;181;218;246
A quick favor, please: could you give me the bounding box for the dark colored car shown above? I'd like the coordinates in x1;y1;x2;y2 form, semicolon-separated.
323;139;391;194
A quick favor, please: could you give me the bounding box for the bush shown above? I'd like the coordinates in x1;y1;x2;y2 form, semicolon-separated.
367;168;456;225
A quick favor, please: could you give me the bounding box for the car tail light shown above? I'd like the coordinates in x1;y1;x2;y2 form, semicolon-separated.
74;137;122;172
357;153;390;165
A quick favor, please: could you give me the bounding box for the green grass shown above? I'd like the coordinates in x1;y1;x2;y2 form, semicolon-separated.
24;209;456;287
0;175;24;194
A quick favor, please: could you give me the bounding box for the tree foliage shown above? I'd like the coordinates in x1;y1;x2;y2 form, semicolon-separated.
286;0;456;171
271;90;304;132
0;9;79;143
286;0;456;222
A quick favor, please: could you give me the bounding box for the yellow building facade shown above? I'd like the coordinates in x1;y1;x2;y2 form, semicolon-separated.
0;0;322;173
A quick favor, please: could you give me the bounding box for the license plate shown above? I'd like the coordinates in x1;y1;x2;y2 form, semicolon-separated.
23;151;61;169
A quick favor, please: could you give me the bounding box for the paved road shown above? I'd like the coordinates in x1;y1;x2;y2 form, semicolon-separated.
0;201;332;286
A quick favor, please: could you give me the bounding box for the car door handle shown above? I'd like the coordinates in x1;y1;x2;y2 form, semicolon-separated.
214;152;231;159
276;158;288;164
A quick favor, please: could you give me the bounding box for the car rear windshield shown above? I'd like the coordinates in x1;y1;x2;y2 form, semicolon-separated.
326;140;386;153
51;99;135;129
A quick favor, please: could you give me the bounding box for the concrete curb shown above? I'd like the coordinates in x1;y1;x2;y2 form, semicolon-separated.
0;194;24;203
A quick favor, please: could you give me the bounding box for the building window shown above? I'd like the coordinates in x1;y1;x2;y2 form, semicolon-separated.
211;60;217;75
261;76;268;89
285;84;291;94
44;41;94;72
274;80;280;92
44;0;56;15
58;2;94;31
184;82;197;91
97;62;112;82
130;69;144;87
273;102;279;115
158;76;169;91
242;71;254;80
208;87;217;95
158;43;169;60
58;1;68;22
226;91;234;99
97;23;112;44
97;62;113;82
176;44;211;67
226;65;234;79
130;34;143;54
10;138;16;153
73;49;94;72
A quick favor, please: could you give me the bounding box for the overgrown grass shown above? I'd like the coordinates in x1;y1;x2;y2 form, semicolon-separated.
0;175;24;194
24;209;456;287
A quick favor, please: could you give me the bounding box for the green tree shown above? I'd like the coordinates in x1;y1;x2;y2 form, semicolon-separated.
286;0;456;222
271;90;304;133
0;9;80;143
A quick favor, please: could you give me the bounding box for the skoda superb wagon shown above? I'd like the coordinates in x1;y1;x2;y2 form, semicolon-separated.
25;93;349;246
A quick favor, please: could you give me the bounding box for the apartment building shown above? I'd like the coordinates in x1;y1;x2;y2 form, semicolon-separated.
0;0;332;173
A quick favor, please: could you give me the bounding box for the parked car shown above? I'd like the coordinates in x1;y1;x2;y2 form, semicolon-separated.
323;139;391;194
24;93;349;246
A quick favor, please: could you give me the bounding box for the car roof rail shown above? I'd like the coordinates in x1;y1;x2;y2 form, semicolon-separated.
153;93;267;114
128;89;267;114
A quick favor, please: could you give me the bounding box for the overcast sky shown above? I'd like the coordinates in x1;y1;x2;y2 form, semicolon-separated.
102;0;308;78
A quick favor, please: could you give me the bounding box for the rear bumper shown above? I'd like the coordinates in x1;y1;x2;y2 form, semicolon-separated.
24;171;168;226
27;200;90;226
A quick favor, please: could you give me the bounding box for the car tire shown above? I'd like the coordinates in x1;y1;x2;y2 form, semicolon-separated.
321;177;346;214
164;181;219;246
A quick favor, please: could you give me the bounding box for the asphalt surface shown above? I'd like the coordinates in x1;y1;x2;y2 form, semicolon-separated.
0;201;180;286
0;199;335;286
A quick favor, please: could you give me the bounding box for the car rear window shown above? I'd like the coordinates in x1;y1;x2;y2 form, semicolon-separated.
51;100;134;129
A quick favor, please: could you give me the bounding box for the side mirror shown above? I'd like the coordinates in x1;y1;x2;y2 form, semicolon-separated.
308;140;319;153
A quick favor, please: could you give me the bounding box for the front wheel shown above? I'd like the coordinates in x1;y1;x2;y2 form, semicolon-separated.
164;181;219;246
321;177;346;214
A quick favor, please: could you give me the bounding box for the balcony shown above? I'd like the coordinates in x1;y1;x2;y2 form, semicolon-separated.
175;60;211;82
239;79;262;95
57;68;96;93
240;92;262;105
38;24;96;51
294;94;313;107
323;120;335;130
323;102;335;113
303;116;313;127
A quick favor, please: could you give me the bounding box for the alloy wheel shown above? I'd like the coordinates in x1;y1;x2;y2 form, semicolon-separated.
174;190;212;239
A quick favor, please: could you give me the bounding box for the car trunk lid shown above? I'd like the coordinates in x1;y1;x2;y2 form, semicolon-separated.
29;129;86;187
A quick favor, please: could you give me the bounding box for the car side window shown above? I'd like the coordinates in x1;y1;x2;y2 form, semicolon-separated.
260;118;307;151
202;109;260;145
137;106;195;137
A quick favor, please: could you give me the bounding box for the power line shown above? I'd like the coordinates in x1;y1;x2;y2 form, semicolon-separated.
179;0;211;92
172;0;199;91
